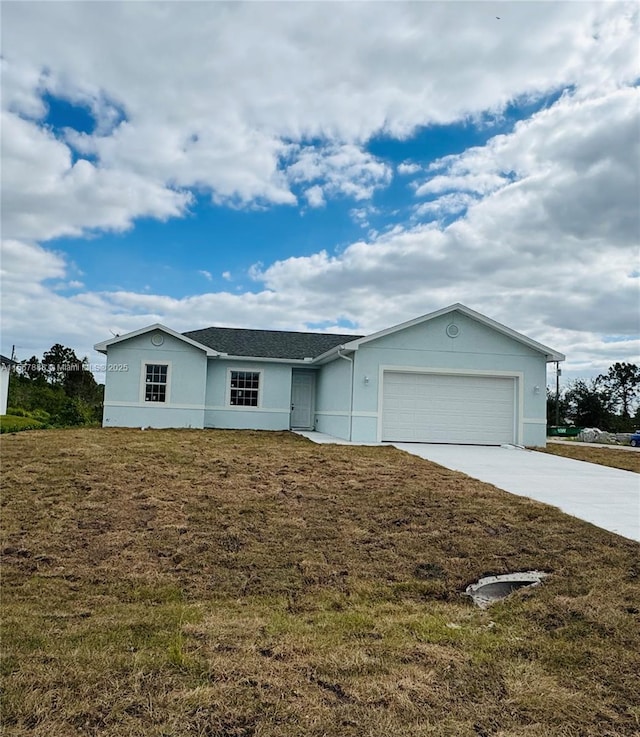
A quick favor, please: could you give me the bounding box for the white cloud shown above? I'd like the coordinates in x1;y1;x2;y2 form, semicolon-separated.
287;144;392;202
348;205;381;231
1;111;192;242
0;2;638;378
3;1;637;226
50;280;85;292
0;239;66;288
413;193;478;219
304;185;325;208
85;121;297;208
198;270;213;281
398;162;422;175
430;88;640;248
415;172;508;198
0;57;47;119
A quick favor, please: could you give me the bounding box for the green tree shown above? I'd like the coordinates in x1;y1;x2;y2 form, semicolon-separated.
600;362;640;420
21;355;47;383
546;386;570;426
9;343;103;426
564;378;613;429
63;361;102;403
42;344;82;386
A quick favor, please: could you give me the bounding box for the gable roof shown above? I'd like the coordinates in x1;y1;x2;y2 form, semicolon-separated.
315;303;565;362
182;327;364;360
0;354;16;366
95;304;564;363
94;324;218;355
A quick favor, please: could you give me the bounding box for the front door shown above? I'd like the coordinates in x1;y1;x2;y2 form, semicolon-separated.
290;371;315;429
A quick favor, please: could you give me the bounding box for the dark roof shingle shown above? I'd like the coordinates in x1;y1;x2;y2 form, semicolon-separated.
182;327;364;360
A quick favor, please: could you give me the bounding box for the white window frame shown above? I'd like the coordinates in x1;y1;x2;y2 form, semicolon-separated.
227;368;262;408
139;361;171;404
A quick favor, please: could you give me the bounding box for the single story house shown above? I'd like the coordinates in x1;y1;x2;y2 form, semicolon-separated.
95;303;564;446
0;354;16;415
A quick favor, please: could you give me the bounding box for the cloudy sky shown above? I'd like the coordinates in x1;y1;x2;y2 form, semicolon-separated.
1;1;638;383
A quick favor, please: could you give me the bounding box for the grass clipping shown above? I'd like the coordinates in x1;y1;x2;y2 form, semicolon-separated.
2;428;639;737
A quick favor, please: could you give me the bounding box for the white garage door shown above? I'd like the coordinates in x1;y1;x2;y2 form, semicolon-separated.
382;372;516;445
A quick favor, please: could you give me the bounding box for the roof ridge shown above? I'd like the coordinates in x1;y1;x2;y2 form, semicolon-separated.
183;326;365;338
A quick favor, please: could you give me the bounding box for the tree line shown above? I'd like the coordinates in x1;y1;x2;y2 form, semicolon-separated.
548;362;640;432
7;344;103;426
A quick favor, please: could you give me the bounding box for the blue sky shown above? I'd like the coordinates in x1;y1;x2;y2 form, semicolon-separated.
47;111;522;298
1;1;638;383
44;94;535;297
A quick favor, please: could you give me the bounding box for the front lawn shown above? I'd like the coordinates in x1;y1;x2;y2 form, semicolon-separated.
539;442;640;473
2;429;639;736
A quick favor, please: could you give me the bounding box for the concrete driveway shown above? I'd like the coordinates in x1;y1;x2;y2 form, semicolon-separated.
393;443;640;542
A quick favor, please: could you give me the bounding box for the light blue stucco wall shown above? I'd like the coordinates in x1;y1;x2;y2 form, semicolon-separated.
321;311;549;446
101;335;307;431
314;355;352;439
102;331;207;428
204;360;295;430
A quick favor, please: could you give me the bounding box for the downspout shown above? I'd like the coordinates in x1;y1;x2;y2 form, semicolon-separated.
337;347;354;441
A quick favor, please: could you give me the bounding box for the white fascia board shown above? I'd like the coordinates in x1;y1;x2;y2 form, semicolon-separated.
94;323;218;356
342;303;565;363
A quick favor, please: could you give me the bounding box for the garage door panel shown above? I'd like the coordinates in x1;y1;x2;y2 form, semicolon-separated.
382;372;515;444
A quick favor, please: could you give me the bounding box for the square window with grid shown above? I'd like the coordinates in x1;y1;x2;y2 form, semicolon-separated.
230;371;260;406
145;364;168;402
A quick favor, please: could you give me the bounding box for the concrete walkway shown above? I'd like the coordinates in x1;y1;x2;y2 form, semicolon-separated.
295;432;640;542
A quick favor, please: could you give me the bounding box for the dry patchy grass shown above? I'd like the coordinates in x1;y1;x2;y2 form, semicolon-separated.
1;428;639;736
538;443;640;474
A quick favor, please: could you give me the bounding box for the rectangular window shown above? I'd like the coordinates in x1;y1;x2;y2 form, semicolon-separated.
145;364;168;402
229;371;260;406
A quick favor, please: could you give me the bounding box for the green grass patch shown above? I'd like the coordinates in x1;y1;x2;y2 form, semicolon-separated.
0;414;45;433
